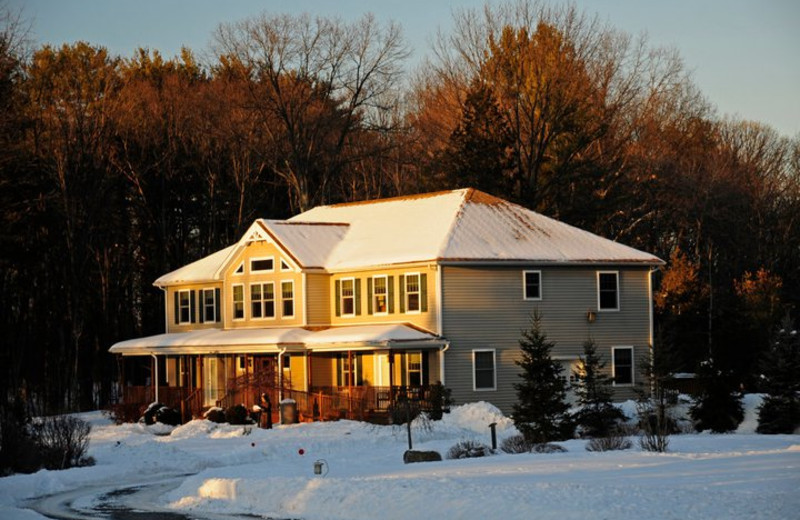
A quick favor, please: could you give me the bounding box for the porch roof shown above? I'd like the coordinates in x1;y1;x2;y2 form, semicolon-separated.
109;324;445;356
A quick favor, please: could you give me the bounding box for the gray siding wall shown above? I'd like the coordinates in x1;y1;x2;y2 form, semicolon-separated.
441;265;653;415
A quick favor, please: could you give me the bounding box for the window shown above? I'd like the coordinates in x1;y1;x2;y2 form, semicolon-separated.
338;354;360;386
598;271;619;311
280;259;291;271
341;278;355;317
407;352;423;386
202;288;216;322
405;273;421;312
473;349;496;391
612;347;634;386
523;270;542;300
250;282;275;319
373;275;388;314
177;290;192;324
250;257;274;273
234;263;244;275
232;284;244;320
281;280;294;318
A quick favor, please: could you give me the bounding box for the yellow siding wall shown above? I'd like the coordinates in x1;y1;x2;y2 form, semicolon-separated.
221;241;305;328
306;273;331;326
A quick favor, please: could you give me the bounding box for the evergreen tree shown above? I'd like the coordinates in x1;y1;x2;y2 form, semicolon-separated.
572;339;626;437
689;357;744;433
757;319;800;434
512;312;572;443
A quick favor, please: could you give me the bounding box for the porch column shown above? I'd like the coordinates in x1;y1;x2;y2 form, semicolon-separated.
388;349;394;402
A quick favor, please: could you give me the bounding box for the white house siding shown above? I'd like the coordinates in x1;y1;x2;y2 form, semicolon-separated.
441;265;653;415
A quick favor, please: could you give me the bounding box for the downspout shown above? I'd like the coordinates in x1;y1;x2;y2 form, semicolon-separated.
151;353;159;403
436;264;443;336
277;347;287;401
439;342;450;385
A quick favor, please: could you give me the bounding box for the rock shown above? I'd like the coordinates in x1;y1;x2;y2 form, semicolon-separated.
403;450;442;464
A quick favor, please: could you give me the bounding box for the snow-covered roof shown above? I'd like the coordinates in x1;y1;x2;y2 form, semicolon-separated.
109;324;443;356
154;188;662;285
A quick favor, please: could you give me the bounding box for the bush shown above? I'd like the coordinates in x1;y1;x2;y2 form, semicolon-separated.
225;404;252;425
204;407;226;423
31;415;94;470
0;402;40;474
530;443;567;454
637;397;671;452
500;434;533;454
427;382;454;421
141;402;165;425
389;395;421;425
447;440;493;459
756;395;800;434
586;431;632;452
104;402;145;424
155;406;181;426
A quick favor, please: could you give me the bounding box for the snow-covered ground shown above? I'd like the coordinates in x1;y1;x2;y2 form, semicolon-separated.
1;396;798;520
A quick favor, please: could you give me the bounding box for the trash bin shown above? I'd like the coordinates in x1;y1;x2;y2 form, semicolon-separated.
280;398;297;425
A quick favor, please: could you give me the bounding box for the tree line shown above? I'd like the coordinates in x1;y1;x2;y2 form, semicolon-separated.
1;1;798;413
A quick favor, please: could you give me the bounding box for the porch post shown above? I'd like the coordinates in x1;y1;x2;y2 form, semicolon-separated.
388;349;394;403
150;354;159;403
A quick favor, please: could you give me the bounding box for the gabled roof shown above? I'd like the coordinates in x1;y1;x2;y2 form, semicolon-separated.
155;188;662;285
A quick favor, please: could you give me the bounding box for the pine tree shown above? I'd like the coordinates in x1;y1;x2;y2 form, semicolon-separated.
511;312;572;444
757;319;800;434
573;339;625;437
689;357;744;433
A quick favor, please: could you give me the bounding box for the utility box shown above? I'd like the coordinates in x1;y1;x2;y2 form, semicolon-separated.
280;398;297;425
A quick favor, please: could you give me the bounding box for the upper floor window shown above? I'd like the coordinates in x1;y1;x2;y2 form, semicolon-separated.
473;349;496;391
234;263;244;275
202;288;216;322
612;347;634;386
372;275;388;314
280;259;292;271
250;257;274;273
232;284;244;320
405;273;421;313
251;282;275;319
340;278;355;317
597;271;619;311
281;280;294;318
523;270;542;300
177;290;192;324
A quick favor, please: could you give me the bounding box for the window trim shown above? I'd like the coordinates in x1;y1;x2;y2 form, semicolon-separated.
372;275;389;316
280;259;292;272
177;289;192;324
232;283;245;321
340;277;356;318
280;279;295;319
202;288;216;322
250;256;275;274
597;271;620;312
233;262;244;276
250;281;276;320
404;272;422;314
406;351;423;387
612;346;634;386
523;270;542;301
472;349;496;391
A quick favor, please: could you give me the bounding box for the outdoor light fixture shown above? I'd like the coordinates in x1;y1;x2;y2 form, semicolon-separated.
586;311;596;323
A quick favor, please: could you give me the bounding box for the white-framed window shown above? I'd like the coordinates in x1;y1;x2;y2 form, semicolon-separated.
472;349;496;391
523;270;542;300
281;280;294;318
233;262;244;275
372;275;388;315
232;284;244;320
250;282;275;319
597;271;620;311
405;273;421;313
407;351;423;386
250;256;274;273
177;290;192;324
202;288;216;322
340;278;355;317
612;346;634;386
280;259;292;272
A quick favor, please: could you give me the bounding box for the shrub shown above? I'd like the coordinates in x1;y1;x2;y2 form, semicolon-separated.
427;382;454;420
756;395;800;434
572;339;627;438
225;404;251;425
204;407;226;423
31;415;94;470
500;434;533;454
586;431;632;452
104;402;145;424
530;443;567;454
389;395;421;425
689;359;744;433
141;402;165;425
447;440;493;459
637;397;671;452
155;406;181;426
0;402;40;474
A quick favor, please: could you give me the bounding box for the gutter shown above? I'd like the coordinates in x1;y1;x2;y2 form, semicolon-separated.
439;342;450;385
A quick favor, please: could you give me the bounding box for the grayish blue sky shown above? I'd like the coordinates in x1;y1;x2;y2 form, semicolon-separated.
10;0;800;137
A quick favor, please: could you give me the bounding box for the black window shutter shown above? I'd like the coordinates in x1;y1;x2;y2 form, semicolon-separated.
421;273;428;312
367;278;373;315
356;354;364;385
399;275;406;313
215;288;221;322
400;354;407;386
190;290;196;323
355;278;362;316
336;356;342;386
388;276;395;313
335;280;341;317
198;290;205;323
173;291;179;324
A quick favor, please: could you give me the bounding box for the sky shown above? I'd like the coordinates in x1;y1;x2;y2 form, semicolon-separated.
8;0;800;137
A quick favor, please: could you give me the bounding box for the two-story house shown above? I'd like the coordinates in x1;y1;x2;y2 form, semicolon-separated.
110;189;663;421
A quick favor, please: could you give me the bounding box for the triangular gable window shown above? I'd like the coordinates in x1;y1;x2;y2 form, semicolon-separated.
280;259;292;272
234;263;244;275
